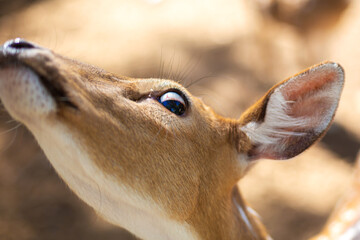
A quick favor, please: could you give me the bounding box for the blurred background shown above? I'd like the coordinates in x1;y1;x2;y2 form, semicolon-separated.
0;0;359;239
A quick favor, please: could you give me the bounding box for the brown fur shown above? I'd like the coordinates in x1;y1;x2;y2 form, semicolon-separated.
0;41;344;240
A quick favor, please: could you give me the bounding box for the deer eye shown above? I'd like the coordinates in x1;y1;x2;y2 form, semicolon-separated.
159;91;187;116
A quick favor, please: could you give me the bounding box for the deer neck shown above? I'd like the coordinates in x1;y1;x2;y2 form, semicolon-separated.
186;185;269;240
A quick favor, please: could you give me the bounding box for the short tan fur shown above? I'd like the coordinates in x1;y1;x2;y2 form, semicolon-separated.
0;39;345;240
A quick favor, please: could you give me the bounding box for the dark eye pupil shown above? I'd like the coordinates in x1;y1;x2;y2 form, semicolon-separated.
161;100;186;115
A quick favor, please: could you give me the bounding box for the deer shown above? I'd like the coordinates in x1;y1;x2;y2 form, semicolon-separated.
0;38;354;240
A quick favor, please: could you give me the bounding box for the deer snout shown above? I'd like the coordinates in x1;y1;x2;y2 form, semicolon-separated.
3;38;37;52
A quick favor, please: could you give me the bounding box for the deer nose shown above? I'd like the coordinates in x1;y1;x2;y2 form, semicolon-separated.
3;38;37;51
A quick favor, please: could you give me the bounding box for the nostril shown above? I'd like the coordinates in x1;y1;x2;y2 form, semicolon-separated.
5;38;36;50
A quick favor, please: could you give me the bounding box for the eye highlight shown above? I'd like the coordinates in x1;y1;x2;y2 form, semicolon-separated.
159;91;187;116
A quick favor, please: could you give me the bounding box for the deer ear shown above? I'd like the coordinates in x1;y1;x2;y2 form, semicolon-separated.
238;62;344;160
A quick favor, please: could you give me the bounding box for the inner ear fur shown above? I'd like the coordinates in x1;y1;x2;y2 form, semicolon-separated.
237;62;344;160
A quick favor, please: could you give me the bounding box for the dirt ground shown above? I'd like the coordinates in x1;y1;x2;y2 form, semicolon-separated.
0;0;359;239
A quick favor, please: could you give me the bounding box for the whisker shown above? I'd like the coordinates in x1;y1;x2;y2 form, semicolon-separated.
95;181;103;223
168;122;182;144
0;123;22;136
6;119;18;124
158;46;165;80
173;53;183;83
166;49;176;80
178;54;202;85
0;123;21;152
150;125;165;147
185;75;219;89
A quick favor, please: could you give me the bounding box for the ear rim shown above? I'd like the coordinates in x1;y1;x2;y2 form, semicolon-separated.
237;61;344;161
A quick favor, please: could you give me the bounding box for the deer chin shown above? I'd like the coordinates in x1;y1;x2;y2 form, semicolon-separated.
0;64;56;125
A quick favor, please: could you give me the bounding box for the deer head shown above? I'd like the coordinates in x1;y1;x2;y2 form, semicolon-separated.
0;39;344;240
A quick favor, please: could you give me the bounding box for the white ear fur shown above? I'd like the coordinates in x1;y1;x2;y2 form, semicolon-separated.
241;91;307;152
240;62;344;160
